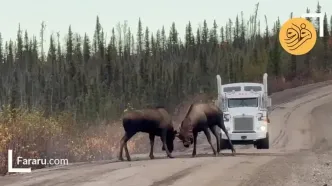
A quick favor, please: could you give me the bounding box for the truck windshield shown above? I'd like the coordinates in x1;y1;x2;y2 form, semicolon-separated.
228;98;258;108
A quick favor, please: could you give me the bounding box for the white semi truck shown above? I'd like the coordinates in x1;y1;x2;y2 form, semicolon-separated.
216;73;272;149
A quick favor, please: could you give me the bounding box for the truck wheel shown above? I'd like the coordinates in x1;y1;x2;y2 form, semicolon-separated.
256;132;269;149
220;134;229;149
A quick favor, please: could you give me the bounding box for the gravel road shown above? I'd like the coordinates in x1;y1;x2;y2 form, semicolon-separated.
1;81;332;186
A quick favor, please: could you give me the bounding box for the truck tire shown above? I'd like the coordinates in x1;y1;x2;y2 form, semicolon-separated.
256;132;269;149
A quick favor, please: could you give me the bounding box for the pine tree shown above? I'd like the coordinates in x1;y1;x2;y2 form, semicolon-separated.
137;18;143;54
289;12;296;80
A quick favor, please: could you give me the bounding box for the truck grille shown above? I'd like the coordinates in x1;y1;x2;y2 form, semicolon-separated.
233;117;254;131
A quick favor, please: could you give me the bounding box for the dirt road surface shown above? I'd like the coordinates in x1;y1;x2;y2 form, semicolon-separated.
1;81;332;186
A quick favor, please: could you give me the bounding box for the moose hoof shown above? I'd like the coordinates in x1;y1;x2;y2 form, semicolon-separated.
149;155;155;159
119;157;124;161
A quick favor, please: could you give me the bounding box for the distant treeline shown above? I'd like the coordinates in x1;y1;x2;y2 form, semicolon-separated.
0;2;331;123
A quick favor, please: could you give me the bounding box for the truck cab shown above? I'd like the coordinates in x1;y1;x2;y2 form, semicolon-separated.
216;73;271;149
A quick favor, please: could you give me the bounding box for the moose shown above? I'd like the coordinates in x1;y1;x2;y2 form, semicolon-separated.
177;103;236;157
118;106;177;161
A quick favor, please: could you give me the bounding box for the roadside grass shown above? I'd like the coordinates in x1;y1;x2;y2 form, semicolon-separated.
0;109;141;175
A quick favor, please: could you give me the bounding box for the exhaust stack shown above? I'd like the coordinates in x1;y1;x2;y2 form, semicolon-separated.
216;75;222;107
216;75;222;96
263;73;268;96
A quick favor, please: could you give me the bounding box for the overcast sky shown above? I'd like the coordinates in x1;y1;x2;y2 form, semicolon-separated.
0;0;331;51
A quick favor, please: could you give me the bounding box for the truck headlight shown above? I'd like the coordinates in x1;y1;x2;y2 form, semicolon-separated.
260;126;266;131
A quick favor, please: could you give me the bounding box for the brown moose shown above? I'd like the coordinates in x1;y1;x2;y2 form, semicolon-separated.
118;106;177;161
177;103;235;157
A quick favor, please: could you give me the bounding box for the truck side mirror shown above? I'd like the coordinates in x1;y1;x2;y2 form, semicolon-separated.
267;97;272;107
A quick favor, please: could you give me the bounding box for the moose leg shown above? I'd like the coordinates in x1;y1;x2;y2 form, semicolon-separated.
210;125;220;154
161;129;174;158
224;130;235;155
119;132;135;161
203;128;217;156
125;132;136;161
218;117;236;155
124;143;130;160
119;134;127;161
192;132;198;157
149;133;155;159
